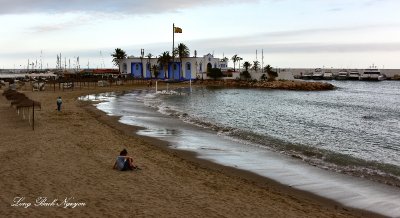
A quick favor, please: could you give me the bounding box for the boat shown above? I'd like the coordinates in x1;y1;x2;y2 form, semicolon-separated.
312;68;324;80
360;65;385;81
336;70;349;80
301;72;313;80
348;70;360;80
323;70;333;80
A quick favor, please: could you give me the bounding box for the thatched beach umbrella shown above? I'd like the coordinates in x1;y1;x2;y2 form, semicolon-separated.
3;91;26;101
15;99;41;109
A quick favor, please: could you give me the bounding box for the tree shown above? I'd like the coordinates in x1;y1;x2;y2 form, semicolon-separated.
243;61;251;72
157;51;171;79
241;71;251;80
231;54;240;72
252;61;260;72
174;43;190;80
207;68;223;80
111;48;127;72
152;64;159;79
260;74;267;81
238;57;243;71
264;64;278;81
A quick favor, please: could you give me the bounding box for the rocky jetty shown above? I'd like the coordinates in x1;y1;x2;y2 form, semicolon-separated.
198;80;335;91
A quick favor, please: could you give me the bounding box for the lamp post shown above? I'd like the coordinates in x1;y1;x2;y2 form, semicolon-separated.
140;49;144;78
195;61;198;79
200;62;203;80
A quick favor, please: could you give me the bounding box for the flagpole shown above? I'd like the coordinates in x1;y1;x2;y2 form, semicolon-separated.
262;49;264;73
172;23;175;80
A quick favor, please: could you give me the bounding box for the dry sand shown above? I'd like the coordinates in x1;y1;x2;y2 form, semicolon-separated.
0;82;380;217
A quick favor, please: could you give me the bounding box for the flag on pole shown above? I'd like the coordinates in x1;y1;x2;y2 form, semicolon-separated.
174;26;182;33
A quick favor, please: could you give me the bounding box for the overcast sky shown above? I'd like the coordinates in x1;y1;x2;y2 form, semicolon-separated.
1;0;400;69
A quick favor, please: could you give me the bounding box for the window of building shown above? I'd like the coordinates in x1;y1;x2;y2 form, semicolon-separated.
136;64;139;70
186;63;191;70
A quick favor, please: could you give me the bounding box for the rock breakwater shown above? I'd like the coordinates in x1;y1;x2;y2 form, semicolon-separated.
198;80;335;91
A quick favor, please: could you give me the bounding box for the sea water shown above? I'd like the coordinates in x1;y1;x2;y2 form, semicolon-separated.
144;81;400;174
80;80;400;216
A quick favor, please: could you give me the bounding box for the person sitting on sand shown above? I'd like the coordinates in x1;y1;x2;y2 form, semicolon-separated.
113;149;139;171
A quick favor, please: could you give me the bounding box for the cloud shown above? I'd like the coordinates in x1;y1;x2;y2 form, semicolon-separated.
28;13;99;33
189;40;400;55
0;0;259;15
181;24;400;52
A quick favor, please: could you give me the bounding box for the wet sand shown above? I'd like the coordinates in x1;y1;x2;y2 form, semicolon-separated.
0;82;380;217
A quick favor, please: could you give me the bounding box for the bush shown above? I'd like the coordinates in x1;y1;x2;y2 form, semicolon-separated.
207;68;223;80
241;71;251;80
260;74;267;81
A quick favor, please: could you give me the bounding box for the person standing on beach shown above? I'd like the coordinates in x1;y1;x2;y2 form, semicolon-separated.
57;96;62;111
113;149;139;171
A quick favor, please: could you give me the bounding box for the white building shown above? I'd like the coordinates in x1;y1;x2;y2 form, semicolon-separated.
119;53;227;80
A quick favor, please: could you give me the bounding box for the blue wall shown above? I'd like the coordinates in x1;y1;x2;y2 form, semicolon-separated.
158;66;166;79
185;62;192;80
131;62;143;78
131;61;194;80
146;63;151;78
168;62;181;80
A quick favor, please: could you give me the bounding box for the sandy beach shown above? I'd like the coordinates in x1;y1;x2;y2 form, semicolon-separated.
0;82;380;217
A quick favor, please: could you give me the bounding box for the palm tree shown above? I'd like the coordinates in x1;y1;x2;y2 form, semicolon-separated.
238;57;243;72
146;53;153;78
111;48;127;72
252;61;260;72
152;64;159;78
231;54;239;72
264;64;278;81
146;53;153;62
243;61;252;72
174;43;190;80
157;51;171;79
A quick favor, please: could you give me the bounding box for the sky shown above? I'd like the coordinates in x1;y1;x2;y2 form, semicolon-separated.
1;0;400;70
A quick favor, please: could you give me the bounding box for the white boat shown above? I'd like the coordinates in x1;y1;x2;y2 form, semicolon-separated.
301;72;313;80
348;70;360;80
360;65;385;81
337;70;349;80
323;70;333;80
312;68;324;80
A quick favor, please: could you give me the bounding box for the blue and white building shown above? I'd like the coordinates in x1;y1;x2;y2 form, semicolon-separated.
119;53;228;80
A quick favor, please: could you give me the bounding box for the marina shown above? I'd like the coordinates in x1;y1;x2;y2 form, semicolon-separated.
293;67;399;81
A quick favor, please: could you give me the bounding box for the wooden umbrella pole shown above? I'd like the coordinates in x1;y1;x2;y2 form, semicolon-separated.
32;102;35;131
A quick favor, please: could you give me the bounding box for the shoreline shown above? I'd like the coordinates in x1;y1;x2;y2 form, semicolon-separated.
83;100;385;217
0;83;383;217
